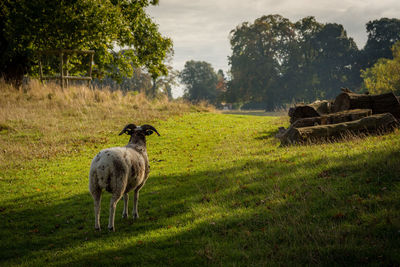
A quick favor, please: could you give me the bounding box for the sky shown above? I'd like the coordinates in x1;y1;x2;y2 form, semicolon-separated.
147;0;400;97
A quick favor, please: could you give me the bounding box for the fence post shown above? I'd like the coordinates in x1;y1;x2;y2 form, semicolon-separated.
60;52;64;90
65;54;69;88
88;53;94;88
38;53;43;83
38;49;94;88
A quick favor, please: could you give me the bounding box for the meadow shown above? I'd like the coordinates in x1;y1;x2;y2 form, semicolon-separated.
0;82;399;266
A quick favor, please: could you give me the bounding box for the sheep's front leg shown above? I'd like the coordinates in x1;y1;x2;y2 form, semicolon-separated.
108;195;122;231
122;193;129;218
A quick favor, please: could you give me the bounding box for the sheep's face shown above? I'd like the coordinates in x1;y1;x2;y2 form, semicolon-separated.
119;124;160;145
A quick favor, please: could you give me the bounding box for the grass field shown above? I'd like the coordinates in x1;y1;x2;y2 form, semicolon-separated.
0;83;399;266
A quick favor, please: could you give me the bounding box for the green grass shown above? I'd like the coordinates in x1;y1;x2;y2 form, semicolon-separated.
0;112;399;266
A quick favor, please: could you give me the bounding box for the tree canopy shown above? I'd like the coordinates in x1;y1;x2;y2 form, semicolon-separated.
196;16;400;108
361;41;400;95
0;0;172;85
179;60;218;103
227;15;360;110
361;18;400;69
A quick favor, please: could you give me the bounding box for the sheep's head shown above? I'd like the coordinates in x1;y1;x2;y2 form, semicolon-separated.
119;124;160;145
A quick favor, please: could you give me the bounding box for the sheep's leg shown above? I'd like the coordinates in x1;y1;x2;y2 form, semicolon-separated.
133;184;144;220
91;189;102;231
122;193;129;218
108;194;122;231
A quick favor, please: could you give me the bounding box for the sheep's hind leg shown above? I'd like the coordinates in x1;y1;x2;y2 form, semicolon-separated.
108;194;122;231
133;184;144;220
91;188;102;231
122;193;129;218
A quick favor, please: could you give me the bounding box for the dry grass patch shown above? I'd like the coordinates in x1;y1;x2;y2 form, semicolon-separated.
0;80;212;169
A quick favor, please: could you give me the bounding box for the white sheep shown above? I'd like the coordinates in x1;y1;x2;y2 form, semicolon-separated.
89;123;160;231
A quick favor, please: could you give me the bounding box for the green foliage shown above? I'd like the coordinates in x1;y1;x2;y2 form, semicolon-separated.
0;0;172;83
227;15;359;110
0;112;399;265
228;15;294;109
92;54;177;99
92;67;153;92
361;18;400;69
361;42;400;95
310;23;360;98
179;60;218;103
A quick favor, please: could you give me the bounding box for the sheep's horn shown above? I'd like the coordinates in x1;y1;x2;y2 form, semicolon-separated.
140;124;160;136
119;123;137;135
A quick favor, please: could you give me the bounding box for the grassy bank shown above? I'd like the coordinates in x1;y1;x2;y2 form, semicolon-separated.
0;81;210;171
0;83;399;266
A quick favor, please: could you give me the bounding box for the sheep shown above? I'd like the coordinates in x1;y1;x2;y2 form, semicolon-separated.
89;123;160;231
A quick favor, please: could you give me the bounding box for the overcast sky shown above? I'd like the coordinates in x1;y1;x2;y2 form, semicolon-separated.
147;0;400;97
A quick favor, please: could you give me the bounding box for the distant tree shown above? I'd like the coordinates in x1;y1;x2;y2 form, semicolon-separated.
311;23;359;98
227;15;359;109
361;42;400;95
215;69;227;106
361;18;400;69
152;64;178;99
91;51;177;99
179;60;218;103
282;16;324;102
228;14;295;110
0;0;172;86
93;67;153;93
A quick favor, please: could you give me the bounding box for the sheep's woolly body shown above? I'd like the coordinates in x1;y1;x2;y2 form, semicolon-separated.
89;146;149;195
89;123;159;231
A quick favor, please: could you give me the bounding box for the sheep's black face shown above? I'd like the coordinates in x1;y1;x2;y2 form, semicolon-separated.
119;124;160;145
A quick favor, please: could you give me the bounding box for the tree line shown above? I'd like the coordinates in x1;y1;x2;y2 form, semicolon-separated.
1;2;399;106
180;15;400;110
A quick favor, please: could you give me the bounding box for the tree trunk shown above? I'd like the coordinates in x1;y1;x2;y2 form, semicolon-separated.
371;92;400;119
288;100;332;124
291;109;372;128
280;113;399;145
333;92;371;112
333;92;400;119
1;54;28;88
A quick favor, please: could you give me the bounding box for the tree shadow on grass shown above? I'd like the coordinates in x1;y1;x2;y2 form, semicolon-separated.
254;129;281;140
0;147;399;266
0;162;271;265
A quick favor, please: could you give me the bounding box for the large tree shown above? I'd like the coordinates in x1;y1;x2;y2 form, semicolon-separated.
227;15;360;109
282;16;323;102
179;60;218;103
0;0;172;85
311;23;359;99
228;15;294;109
